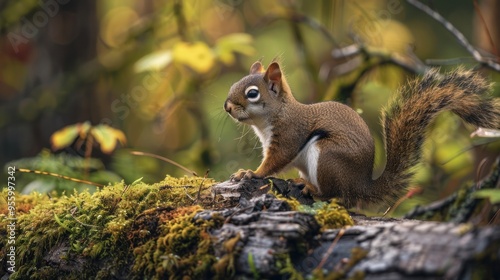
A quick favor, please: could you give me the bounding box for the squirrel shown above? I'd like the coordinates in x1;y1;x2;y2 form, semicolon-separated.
223;61;500;207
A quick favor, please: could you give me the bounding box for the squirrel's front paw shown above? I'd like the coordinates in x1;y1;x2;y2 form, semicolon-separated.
230;169;262;181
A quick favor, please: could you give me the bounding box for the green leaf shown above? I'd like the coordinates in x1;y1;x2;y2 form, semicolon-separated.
248;252;259;280
90;124;127;154
474;189;500;204
131;177;143;185
134;49;172;72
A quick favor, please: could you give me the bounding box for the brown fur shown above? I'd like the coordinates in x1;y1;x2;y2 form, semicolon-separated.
374;68;500;205
224;62;500;207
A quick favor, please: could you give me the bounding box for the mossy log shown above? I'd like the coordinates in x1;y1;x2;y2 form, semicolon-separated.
210;178;500;279
1;174;500;279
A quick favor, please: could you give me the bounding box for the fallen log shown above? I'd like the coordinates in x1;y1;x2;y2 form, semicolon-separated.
1;170;499;279
207;178;500;279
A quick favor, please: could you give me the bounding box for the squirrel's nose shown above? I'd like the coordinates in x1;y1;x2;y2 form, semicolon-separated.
224;100;232;113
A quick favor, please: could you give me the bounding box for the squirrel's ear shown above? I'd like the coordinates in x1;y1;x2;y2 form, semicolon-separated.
249;61;265;74
264;62;282;95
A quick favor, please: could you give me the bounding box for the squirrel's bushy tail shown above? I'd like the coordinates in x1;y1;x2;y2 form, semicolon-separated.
372;68;500;203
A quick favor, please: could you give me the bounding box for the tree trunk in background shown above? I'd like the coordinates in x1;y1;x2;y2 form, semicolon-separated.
473;0;500;177
475;0;500;55
1;0;99;164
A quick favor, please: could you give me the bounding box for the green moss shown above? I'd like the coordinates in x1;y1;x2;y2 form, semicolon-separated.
131;205;223;279
273;189;302;210
0;175;354;279
213;233;241;279
277;253;304;280
0;175;220;279
469;235;500;280
274;191;353;230
299;201;354;229
248;252;259;279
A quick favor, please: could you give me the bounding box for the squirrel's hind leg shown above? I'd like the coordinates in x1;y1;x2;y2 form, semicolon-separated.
291;177;319;197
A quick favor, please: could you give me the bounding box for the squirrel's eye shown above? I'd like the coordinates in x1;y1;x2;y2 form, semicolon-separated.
245;85;260;102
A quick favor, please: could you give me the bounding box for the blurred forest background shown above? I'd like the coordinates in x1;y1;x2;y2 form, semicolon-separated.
1;0;499;214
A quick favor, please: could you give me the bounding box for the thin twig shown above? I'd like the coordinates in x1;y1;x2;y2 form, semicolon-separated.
475;158;490;189
473;0;498;57
225;206;254;224
407;0;500;72
173;0;188;41
407;0;482;60
383;187;423;217
70;206;100;228
488;209;500;225
425;57;478;66
184;186;196;202
316;227;347;270
258;13;340;48
331;44;361;59
195;169;210;204
332;43;428;76
131;151;198;176
18;168;105;188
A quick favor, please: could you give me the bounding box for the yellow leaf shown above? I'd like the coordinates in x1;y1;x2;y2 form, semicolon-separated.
78;121;92;139
50;122;91;150
172;41;215;73
91;124;127;154
214;33;254;65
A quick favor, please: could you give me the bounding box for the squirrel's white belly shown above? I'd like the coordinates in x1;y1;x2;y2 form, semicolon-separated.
292;135;321;188
252;125;273;155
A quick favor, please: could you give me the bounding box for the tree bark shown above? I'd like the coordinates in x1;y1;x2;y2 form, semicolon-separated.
208;176;500;279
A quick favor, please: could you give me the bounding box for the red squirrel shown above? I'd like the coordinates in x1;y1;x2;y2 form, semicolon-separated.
224;61;500;207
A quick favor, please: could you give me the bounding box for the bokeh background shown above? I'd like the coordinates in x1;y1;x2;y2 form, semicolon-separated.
1;0;499;214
